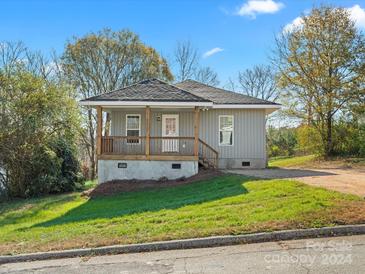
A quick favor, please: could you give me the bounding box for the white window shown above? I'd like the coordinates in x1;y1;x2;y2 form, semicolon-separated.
126;114;141;144
219;115;233;146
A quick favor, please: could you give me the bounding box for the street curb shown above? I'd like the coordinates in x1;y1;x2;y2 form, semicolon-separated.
1;224;365;264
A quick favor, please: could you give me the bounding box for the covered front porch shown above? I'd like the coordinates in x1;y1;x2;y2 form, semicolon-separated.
96;106;218;168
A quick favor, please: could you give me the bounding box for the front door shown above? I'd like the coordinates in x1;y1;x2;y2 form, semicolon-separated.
162;114;179;152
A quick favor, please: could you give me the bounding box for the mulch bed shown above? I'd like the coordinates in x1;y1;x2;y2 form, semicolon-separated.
83;169;222;198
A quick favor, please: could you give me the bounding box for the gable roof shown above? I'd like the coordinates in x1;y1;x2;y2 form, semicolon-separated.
80;79;210;103
175;80;279;105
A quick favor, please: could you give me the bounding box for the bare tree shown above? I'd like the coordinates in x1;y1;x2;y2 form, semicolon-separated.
174;40;198;82
195;66;219;86
173;40;220;86
0;41;26;75
237;65;279;102
223;77;237;92
0;41;62;83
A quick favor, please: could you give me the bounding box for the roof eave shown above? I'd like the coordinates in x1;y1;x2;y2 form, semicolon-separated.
212;104;281;114
79;100;213;107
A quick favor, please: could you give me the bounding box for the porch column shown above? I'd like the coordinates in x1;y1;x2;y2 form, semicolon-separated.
145;106;151;158
96;106;103;156
194;106;200;157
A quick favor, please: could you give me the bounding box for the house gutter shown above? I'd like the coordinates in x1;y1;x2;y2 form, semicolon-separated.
79;101;281;113
79;101;213;107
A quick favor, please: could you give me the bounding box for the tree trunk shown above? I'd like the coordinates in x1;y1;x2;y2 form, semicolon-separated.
325;113;333;158
307;104;313;125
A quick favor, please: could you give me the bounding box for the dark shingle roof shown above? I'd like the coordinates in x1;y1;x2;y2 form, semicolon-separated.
81;79;210;102
175;79;279;105
81;78;279;106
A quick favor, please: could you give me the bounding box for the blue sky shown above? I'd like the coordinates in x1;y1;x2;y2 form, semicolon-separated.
1;0;365;85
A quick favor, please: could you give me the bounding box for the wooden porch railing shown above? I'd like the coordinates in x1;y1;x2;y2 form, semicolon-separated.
101;136;195;156
101;136;146;155
101;136;219;168
198;138;219;168
150;137;195;156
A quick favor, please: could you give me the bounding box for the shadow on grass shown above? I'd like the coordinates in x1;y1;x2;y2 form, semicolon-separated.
32;175;249;228
0;195;76;227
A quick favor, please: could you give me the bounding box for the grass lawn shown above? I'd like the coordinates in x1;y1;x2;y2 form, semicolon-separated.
1;174;365;255
269;155;317;168
269;155;365;168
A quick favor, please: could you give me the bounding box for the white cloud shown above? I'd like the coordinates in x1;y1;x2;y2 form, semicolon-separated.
203;47;224;58
348;4;365;29
237;0;284;18
283;16;304;33
283;5;365;33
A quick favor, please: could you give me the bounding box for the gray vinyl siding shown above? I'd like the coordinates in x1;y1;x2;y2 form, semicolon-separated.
199;109;266;159
111;109;146;136
110;109;194;137
150;111;194;137
110;108;267;167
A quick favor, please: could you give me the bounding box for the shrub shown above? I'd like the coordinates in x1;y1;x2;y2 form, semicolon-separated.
0;70;83;198
267;126;297;157
296;125;322;155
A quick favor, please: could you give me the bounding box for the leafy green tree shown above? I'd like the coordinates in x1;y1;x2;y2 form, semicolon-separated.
274;6;365;158
61;29;173;178
0;68;81;198
296;125;322;154
267;126;297;157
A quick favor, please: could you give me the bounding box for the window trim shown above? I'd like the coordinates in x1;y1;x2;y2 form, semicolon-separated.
218;115;234;146
125;114;141;144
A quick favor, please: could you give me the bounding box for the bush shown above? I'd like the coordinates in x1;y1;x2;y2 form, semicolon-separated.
267;126;297;157
296;125;322;155
332;120;365;157
0;70;83;198
51;139;84;191
6;140;83;198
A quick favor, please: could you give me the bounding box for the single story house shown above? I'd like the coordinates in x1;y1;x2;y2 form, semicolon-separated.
80;79;280;183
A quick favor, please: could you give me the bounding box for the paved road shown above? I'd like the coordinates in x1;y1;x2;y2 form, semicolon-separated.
1;235;365;274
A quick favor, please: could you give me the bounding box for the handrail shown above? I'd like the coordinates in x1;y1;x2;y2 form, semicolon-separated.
198;138;218;155
198;138;219;169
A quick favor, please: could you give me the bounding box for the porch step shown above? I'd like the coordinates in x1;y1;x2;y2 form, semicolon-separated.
198;158;213;169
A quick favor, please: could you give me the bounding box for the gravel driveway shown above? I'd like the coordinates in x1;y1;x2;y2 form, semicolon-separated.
226;167;365;197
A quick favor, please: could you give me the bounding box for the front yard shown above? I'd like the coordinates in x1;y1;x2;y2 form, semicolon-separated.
1;174;365;255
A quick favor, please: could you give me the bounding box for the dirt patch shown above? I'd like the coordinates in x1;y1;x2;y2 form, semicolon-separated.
83;169;222;198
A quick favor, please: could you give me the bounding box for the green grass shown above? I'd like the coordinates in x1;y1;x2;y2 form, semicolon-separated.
83;179;97;190
0;174;364;255
269;155;317;168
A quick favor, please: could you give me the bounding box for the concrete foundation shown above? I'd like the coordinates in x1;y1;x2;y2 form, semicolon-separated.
218;158;266;169
98;160;199;183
